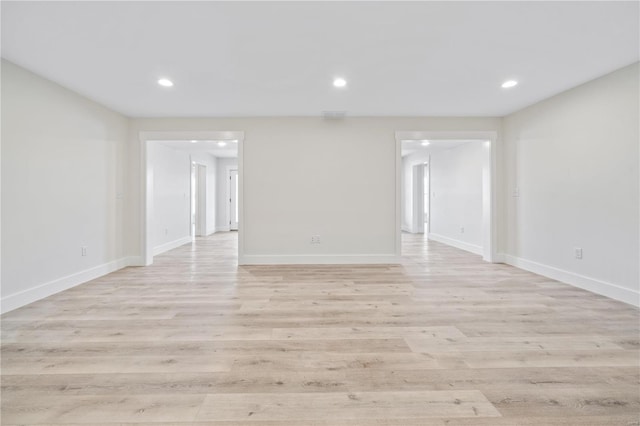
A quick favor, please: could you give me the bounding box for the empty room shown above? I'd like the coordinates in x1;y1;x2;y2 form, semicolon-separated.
1;1;639;425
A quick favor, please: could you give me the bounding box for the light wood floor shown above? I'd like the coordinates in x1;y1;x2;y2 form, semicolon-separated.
2;233;639;425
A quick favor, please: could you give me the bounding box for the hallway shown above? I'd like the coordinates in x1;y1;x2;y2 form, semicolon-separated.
1;233;639;424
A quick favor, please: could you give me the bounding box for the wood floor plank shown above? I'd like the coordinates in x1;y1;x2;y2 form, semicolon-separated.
229;351;443;372
196;390;501;421
271;325;466;340
1;338;412;358
459;349;640;368
2;355;233;375
0;394;206;424
405;335;625;352
482;387;640;418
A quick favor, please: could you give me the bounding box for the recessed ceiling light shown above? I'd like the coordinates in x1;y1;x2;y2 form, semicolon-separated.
501;80;518;88
421;140;430;146
231;140;238;143
333;77;347;88
190;140;197;143
217;141;227;147
157;78;174;87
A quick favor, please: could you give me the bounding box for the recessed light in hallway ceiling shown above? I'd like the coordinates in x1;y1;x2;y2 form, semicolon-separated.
157;78;173;87
333;77;347;88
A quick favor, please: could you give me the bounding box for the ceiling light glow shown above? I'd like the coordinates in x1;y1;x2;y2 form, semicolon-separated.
190;140;197;143
157;78;174;87
501;80;518;88
421;140;430;146
217;142;227;147
333;78;347;88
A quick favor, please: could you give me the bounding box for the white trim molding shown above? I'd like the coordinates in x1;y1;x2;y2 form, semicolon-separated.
153;236;192;256
240;254;400;265
503;254;639;308
1;257;131;314
428;233;483;256
395;130;498;263
139;130;245;267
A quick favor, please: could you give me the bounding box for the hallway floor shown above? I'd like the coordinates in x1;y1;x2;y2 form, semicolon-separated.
2;233;639;424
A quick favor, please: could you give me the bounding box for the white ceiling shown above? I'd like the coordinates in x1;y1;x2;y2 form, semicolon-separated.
156;140;238;158
2;1;638;117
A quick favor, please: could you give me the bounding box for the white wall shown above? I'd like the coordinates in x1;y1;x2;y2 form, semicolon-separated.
215;157;238;231
126;117;501;263
190;152;218;235
429;142;483;252
1;60;129;312
503;62;639;306
149;143;191;254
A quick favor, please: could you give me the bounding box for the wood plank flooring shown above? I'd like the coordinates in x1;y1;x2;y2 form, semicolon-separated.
2;232;639;425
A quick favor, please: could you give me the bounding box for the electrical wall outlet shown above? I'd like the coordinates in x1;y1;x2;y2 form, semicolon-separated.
574;247;583;259
513;187;520;197
460;227;465;234
81;246;87;256
311;235;321;244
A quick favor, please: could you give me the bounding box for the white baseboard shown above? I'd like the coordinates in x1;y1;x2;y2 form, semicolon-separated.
239;254;400;265
216;226;231;232
153;236;192;256
503;254;639;308
1;257;132;314
428;233;483;255
206;228;217;236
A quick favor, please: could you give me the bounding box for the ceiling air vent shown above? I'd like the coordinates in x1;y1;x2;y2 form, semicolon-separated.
322;111;347;120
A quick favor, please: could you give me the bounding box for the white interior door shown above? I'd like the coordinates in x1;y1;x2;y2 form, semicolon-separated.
230;169;238;230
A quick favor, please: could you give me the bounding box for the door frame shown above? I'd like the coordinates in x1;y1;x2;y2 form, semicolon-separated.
139;130;245;266
228;167;238;231
411;163;425;234
423;160;430;234
395;131;498;262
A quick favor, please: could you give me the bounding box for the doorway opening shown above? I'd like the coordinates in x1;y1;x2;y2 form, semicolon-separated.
140;131;245;266
396;131;497;262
